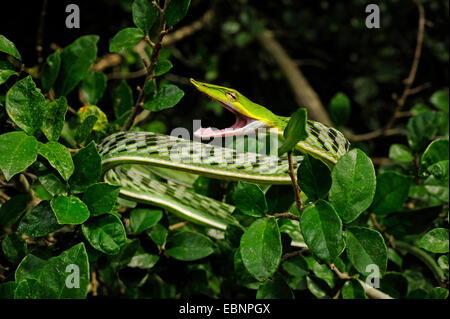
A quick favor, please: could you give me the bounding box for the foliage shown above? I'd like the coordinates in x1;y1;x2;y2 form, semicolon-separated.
0;0;448;300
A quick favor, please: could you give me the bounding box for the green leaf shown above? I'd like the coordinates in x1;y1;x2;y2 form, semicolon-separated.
278;108;308;156
38;173;68;196
132;0;159;33
341;280;366;299
379;272;408;298
14;243;90;299
282;255;309;278
128;247;159;269
418;228;449;253
18;201;62;237
233;181;267;217
0;34;21;60
421;138;449;172
38;141;74;181
2;233;27;264
430;90;449;113
256;275;294;299
407;112;440;151
300;200;343;263
130;208;163;234
370;171;413;215
0;194;28;228
166;0;191;27
0;132;38;181
143;84;184;111
75;115;98;144
68;141;102;193
166;231;214;261
240;218;282;281
80;72;107;105
306;276;329;298
329;92;351;126
148;224;168;247
82;214;127;255
0;59;17;85
5;75;45;136
426;287;449;299
297;154;331;200
82;183;121;217
50;195;90;224
424;174;449;203
345;226;387;277
40;50;61;91
42;96;68;142
265;185;294;213
234;249;259;289
389;144;413;163
154;59;173;76
437;255;448;276
110;28;144;53
113;80;133;119
54;35;99;97
329;149;376;223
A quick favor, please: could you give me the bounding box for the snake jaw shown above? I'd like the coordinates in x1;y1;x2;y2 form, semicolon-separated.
194;100;268;138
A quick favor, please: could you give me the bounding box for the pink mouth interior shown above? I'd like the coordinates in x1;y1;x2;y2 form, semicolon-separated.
195;101;256;138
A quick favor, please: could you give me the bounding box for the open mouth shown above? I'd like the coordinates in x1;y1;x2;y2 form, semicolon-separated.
194;100;258;138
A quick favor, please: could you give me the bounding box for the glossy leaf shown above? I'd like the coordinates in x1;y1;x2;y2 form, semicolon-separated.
14;243;89;299
329;149;376;223
38;173;68;196
379;272;408;299
240;218;282;281
0;59;17;84
430;90;449;113
132;0;159;33
18;201;61;237
0;34;21;60
82;183;121;217
82;214;127;255
278;108;308;156
5;75;45;136
389;144;413;163
341;280;366;299
143;84;184;111
300;200;343;264
38;141;75;181
113;80;133;119
40;50;61;91
54;35;99;97
256;275;294;299
130;208;163;234
370;171;413;215
297;154;331;200
421;138;449;172
148;224;168;247
0;132;38;181
345;226;387;277
166;0;191;27
50;195;90;225
128;247;159;269
41;96;68;142
110;28;144;53
418;228;449;253
406;112;440;151
165;231;214;261
80;72;107;105
68;141;102;193
154;60;173;76
233;181;267;217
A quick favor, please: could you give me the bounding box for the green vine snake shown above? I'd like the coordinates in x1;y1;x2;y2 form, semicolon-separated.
99;79;350;232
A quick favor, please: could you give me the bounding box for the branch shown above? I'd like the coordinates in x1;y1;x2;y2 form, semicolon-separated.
256;30;333;126
288;151;303;214
346;0;426;142
271;212;300;221
121;0;171;131
395;240;446;286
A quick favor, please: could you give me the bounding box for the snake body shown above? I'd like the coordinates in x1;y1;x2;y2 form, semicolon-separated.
98;80;350;231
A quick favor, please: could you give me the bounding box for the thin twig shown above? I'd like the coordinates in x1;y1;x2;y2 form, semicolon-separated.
280;249;307;264
169;221;189;231
271;212;300;221
121;0;171;131
287;151;303;214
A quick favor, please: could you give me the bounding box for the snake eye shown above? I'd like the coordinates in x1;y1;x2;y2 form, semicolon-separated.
226;91;238;102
